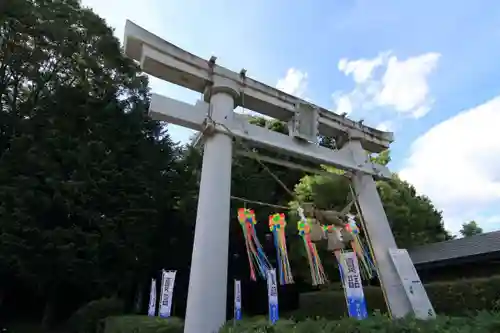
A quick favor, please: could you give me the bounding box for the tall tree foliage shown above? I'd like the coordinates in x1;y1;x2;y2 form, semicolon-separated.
0;0;182;326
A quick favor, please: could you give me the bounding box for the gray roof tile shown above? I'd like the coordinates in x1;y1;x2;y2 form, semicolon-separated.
409;231;500;264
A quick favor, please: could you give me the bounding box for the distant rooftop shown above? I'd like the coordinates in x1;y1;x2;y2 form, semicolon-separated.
409;231;500;266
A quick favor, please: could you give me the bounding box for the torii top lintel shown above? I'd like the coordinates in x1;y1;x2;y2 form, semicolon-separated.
123;20;394;153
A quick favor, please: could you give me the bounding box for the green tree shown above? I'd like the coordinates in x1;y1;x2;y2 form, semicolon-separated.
372;149;391;166
287;149;452;284
377;174;452;247
460;220;483;237
0;0;183;326
293;150;452;249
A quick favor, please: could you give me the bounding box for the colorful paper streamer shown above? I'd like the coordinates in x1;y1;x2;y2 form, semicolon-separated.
344;215;377;280
237;208;273;281
297;218;328;285
268;213;294;285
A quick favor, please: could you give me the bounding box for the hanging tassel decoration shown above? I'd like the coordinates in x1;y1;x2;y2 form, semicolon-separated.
322;224;347;277
323;223;353;289
237;208;273;281
344;215;377;280
269;213;294;285
297;219;328;286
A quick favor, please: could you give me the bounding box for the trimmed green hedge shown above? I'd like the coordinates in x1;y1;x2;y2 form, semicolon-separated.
102;277;500;332
221;312;500;332
68;297;125;333
104;316;184;333
289;276;500;320
105;313;500;333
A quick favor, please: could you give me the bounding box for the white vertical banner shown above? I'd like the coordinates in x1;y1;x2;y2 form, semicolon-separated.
388;248;435;319
342;252;368;320
158;270;177;318
234;280;242;320
147;278;157;316
266;269;279;324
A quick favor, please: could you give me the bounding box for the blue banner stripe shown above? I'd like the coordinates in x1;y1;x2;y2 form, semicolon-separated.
347;296;368;320
235;308;242;320
269;303;279;324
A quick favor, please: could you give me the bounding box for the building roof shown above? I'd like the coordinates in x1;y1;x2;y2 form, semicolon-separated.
409;231;500;265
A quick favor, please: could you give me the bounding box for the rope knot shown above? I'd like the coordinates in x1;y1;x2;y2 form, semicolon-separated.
202;118;216;137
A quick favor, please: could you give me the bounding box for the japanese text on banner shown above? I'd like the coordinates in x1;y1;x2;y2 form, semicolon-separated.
158;270;176;318
266;269;279;324
342;252;368;320
234;280;242;320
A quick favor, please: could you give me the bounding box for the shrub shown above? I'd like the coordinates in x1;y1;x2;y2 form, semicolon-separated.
288;276;500;320
102;312;500;333
103;315;184;333
287;287;385;320
67;297;125;333
222;312;500;332
425;277;500;315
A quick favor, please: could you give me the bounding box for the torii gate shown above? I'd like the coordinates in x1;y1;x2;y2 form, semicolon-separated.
124;20;433;333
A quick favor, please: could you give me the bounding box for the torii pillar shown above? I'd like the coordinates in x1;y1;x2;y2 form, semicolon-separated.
345;139;414;318
184;80;238;333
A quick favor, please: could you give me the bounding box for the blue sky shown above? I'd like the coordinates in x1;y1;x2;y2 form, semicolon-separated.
82;0;500;234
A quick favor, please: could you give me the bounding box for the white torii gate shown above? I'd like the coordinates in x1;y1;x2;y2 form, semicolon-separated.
124;20;432;333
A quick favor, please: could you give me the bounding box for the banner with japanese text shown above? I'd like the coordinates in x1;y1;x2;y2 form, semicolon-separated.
234;280;242;320
158;270;176;318
266;269;279;324
342;252;368;320
147;278;157;316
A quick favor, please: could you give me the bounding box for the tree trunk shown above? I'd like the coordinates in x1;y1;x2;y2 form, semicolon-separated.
134;282;143;314
41;295;55;331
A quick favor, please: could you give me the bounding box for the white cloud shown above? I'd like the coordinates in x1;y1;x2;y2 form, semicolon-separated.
376;53;440;118
376;120;394;132
338;53;387;84
276;68;308;97
333;93;353;115
399;95;500;231
333;51;440;124
249;67;309;119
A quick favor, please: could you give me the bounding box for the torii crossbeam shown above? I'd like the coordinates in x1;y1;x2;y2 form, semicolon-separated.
124;20;432;333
